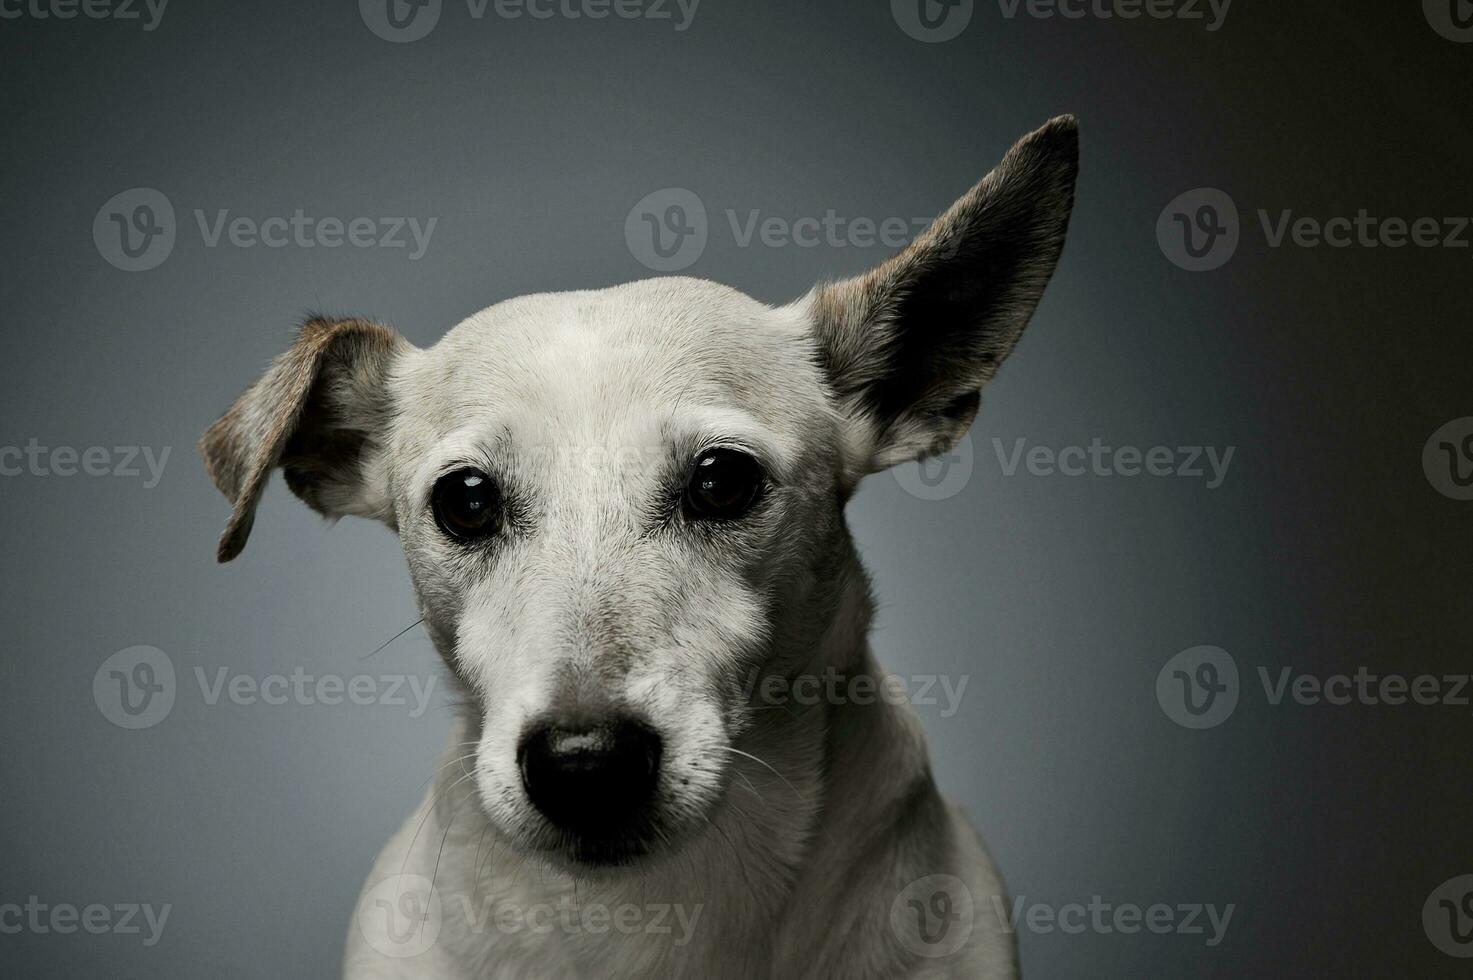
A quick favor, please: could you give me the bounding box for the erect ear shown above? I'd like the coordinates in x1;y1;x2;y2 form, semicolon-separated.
807;115;1079;474
199;315;412;563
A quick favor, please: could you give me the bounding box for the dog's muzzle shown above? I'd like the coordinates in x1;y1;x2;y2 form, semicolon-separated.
517;715;663;858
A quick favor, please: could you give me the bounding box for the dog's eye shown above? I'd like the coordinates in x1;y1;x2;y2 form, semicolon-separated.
431;468;502;541
684;449;764;521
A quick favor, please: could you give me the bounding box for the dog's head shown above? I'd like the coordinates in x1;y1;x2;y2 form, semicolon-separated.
201;117;1078;869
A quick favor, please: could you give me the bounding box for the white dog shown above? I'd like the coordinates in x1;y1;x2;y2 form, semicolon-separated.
202;115;1078;979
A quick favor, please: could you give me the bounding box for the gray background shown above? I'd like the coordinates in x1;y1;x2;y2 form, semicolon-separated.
3;0;1472;976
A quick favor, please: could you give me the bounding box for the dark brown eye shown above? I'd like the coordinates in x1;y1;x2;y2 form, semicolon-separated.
684;449;764;521
431;468;501;541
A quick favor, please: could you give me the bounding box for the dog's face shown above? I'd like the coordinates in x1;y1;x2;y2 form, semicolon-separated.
391;281;851;866
201;117;1078;870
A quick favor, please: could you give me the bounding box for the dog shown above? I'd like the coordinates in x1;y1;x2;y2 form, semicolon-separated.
201;115;1078;979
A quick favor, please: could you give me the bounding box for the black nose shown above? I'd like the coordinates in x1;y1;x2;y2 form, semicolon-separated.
517;718;662;834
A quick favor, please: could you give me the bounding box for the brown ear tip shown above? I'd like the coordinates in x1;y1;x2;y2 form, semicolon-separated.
1029;114;1080;156
216;515;252;563
1006;116;1079;196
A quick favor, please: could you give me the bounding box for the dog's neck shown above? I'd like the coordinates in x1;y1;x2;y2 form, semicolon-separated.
419;546;939;976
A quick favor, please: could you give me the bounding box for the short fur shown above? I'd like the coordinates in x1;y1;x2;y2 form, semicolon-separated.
202;116;1079;979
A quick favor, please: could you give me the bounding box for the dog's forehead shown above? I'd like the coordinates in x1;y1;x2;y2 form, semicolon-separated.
404;278;829;441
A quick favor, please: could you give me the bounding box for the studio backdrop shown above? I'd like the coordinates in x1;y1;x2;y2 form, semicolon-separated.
2;1;1471;977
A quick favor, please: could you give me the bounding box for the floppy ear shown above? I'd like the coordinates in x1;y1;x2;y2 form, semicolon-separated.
200;315;412;562
808;114;1079;473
